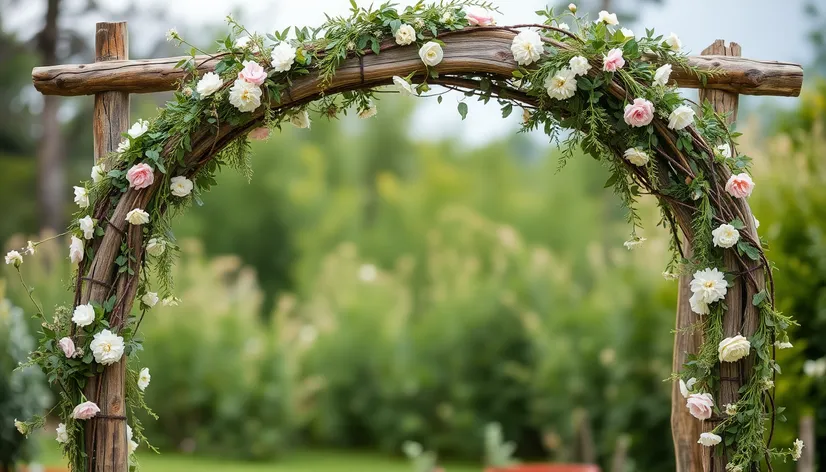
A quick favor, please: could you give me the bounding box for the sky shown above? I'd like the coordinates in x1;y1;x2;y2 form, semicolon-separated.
3;0;816;145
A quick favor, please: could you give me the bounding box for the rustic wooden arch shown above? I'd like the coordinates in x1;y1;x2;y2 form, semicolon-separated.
32;22;803;472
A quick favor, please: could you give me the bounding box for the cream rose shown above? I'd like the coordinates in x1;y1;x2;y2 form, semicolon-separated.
665;32;682;51
125;208;150;225
418;41;444;67
510;30;543;66
711;223;739;248
544;68;577;100
146;238;166;257
74;186;89;208
56;423;69;443
170;176;194;197
138;367;151;391
91;163;106;184
668;105;695;130
698;432;721;447
719;335;750;363
270;42;297;72
358;103;378;119
394;24;416;45
654;64;672;86
79;215;95;240
596;10;618;25
69;236;84;264
196;72;223;97
228;79;262;113
623;148;649;166
568;56;591;76
393;76;415;96
90;329;125;365
141;291;159;308
290;110;311;129
72;303;95;327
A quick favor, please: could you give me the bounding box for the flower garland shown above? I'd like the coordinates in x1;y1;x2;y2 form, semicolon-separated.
5;1;801;470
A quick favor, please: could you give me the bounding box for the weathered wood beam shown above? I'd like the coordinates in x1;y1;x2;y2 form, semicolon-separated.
32;29;803;97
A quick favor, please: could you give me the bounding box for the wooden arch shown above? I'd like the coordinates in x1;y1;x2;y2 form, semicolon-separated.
32;23;803;472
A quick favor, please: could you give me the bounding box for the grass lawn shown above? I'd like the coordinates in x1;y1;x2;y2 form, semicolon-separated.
35;436;479;472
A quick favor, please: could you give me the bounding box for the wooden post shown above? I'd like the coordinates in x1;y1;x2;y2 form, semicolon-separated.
85;21;129;472
797;416;814;472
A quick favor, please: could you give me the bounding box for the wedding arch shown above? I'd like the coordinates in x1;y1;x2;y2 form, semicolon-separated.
9;2;804;471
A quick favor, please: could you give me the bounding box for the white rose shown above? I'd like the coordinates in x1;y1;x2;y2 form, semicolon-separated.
129;439;139;455
620;28;634;39
56;423;69;443
127;119;149;139
623;147;649;166
394;24;416;46
557;22;570;31
290;110;311;129
116;139;130;154
393;76;415;96
79;215;95;240
689;292;709;315
568;3;577;12
711;223;739;248
125;208;150;225
72;303;95;327
668;105;695;130
228;79;262;113
141;292;159;308
568;56;591;76
718;335;751;363
653;63;672;86
91;164;106;184
162;296;181;307
698;433;721;447
138;367;151;391
665;32;682;51
418;41;444;67
690;268;727;304
196;72;223;98
234;35;259;52
544;68;577;100
69;235;84;264
717;143;732;158
146;238;166;257
270;42;297;72
510;30;543;66
678;377;697;398
774;341;793;349
90;329;125;365
596;10;618;25
724;403;737;416
5;250;23;267
358;103;378;119
170;176;194;197
74;186;89;208
623;237;646;250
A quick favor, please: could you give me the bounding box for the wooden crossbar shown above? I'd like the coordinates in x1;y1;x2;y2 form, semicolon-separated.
31;29;803;97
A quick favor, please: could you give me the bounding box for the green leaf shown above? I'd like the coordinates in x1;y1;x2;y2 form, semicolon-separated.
604;172;619;188
752;290;768;306
457;102;468;120
729;217;745;230
737;241;760;261
501;103;513;118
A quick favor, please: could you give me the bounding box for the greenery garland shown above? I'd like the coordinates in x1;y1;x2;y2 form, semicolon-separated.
4;1;803;470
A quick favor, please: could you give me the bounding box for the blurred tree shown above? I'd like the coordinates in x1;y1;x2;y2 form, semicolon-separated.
806;1;826;75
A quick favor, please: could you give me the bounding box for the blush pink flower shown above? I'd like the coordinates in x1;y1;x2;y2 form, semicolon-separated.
72;401;100;420
248;127;270;141
686;393;714;420
126;163;155;190
466;6;495;26
238;61;267;86
725;173;755;198
602;48;625;72
58;337;76;358
623;98;655;127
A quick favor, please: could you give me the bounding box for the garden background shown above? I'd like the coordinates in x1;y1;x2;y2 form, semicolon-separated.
2;0;826;471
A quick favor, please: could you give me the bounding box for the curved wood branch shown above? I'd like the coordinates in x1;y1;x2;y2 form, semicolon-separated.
33;29;803;97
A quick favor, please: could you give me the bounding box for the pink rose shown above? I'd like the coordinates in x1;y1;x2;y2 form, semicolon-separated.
238;61;267;86
58;337;76;358
623;98;655;127
72;401;100;420
725;173;755;198
466;6;495;26
686;393;714;420
248;127;270;141
126;163;155;190
602;48;625;72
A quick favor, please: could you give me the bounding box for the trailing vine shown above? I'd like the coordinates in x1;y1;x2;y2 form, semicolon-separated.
5;1;802;470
